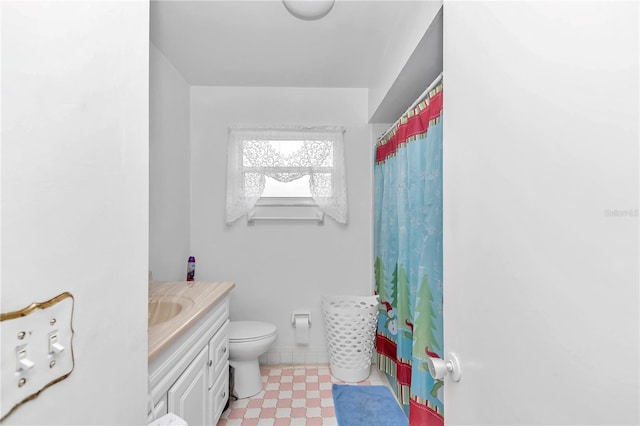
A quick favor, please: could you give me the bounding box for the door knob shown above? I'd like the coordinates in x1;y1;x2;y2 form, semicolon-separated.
427;352;462;382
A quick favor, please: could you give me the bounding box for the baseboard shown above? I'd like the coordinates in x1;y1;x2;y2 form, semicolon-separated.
259;345;378;366
259;345;330;365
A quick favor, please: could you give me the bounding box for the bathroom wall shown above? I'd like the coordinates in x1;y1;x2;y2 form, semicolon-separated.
189;86;371;363
149;43;191;281
367;1;442;121
442;2;639;424
1;1;149;424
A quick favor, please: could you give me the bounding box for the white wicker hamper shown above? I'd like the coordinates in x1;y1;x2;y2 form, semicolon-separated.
321;295;379;382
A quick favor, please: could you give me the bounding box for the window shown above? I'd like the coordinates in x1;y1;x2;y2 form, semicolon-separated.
226;125;347;224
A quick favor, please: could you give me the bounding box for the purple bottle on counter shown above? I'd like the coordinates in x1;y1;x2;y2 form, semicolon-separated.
187;256;196;281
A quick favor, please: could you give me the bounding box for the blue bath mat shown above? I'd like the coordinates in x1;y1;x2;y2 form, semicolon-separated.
332;384;408;426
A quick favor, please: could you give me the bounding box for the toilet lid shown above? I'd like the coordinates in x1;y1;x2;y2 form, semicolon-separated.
230;321;277;342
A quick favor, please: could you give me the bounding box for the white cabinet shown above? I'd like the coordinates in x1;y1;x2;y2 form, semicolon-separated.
208;322;229;386
148;395;167;423
208;321;230;422
149;297;230;426
168;347;209;425
208;360;230;422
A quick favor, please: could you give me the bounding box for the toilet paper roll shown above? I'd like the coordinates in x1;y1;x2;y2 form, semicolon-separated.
294;316;310;345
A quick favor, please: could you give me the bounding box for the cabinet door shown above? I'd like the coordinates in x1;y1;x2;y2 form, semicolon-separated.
147;394;168;424
208;320;229;388
168;347;209;426
209;362;230;424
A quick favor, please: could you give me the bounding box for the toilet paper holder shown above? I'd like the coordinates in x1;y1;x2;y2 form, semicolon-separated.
291;311;311;326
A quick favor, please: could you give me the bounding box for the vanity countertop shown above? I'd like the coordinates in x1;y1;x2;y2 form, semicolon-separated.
148;280;234;362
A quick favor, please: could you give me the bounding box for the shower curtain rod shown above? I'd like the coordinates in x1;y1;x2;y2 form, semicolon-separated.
377;72;443;143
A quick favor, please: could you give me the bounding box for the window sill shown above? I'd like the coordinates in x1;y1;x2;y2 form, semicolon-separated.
255;197;316;207
248;199;323;224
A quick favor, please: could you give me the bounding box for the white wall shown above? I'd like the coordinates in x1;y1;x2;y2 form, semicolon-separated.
149;43;191;281
443;2;639;424
1;1;149;424
367;0;442;121
190;87;371;362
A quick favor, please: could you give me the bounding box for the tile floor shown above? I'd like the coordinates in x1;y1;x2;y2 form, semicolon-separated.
217;365;389;426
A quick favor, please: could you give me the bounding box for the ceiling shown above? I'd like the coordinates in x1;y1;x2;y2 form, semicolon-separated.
150;1;426;88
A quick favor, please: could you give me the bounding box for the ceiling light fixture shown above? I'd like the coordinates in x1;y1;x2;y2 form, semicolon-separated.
282;0;335;21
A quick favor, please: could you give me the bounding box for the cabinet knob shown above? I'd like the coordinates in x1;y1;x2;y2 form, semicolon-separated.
208;360;213;367
222;346;227;354
221;391;227;399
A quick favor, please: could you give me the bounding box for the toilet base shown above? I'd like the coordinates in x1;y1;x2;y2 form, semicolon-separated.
230;358;263;399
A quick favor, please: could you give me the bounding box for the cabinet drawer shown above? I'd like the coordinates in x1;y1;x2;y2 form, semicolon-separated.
209;361;229;423
208;320;229;387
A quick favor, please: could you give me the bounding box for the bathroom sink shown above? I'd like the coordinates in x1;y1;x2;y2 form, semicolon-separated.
148;296;194;327
148;280;235;362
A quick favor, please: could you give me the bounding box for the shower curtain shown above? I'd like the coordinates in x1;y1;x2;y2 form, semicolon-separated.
374;83;443;426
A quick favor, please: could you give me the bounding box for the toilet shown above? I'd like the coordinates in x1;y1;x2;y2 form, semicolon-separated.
228;321;278;398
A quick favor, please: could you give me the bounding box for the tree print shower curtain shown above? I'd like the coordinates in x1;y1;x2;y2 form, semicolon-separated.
374;83;443;426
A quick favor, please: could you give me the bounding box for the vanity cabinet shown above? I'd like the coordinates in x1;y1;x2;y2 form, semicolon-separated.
168;347;209;424
207;323;230;421
148;293;230;426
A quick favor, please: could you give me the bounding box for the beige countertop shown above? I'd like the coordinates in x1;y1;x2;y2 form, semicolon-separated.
148;280;235;363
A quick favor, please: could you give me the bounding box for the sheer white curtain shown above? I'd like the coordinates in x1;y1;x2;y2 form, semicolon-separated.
226;125;347;224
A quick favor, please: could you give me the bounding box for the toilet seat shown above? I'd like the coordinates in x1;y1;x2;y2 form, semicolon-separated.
230;321;277;343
